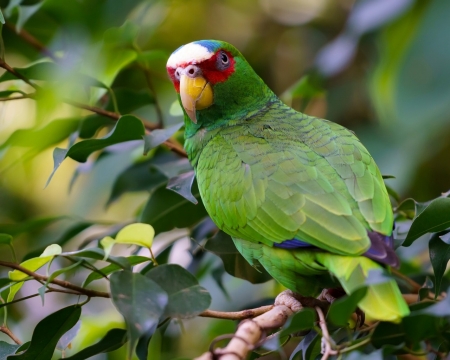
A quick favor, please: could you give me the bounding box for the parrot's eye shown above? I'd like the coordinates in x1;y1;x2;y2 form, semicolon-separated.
217;51;231;71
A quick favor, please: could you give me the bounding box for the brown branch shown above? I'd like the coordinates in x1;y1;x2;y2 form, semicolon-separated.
0;325;22;345
0;95;30;101
5;21;56;61
392;268;422;293
63;99;120;120
0;59;39;90
0;260;109;298
199;305;274;320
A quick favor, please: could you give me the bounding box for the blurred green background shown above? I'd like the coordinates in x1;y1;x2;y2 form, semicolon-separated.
0;0;449;358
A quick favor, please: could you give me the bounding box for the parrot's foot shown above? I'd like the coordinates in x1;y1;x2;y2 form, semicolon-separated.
275;290;303;313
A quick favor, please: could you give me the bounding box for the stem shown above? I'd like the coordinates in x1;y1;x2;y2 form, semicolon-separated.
316;306;338;360
0;260;109;298
0;325;21;345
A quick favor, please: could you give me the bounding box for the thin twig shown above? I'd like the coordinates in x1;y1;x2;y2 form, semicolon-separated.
392;268;422;293
5;21;56;60
316;306;337;360
0;260;109;298
0;59;39;90
0;95;31;101
0;325;22;345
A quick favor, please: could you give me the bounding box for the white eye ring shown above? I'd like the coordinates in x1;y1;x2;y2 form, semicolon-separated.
221;53;229;64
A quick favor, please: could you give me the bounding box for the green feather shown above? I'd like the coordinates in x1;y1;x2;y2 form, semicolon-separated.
171;40;409;322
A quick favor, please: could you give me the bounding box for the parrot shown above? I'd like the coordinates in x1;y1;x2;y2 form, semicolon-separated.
166;40;409;322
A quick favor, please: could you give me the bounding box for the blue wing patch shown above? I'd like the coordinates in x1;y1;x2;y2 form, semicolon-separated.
274;238;313;249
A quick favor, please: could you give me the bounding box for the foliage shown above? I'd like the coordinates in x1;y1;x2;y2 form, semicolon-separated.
0;0;449;359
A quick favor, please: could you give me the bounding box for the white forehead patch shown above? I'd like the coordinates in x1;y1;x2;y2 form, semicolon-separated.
167;43;214;69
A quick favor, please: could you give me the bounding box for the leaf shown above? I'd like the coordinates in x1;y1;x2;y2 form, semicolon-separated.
280;308;316;337
56;321;81;351
404;197;450;245
0;118;80;150
62;328;127;360
418;286;450;317
0;342;20;360
116;223;155;248
8;305;81;360
45;260;83;289
143;122;183;154
8;244;62;302
328;287;368;327
146;328;162;360
146;264;211;318
109;271;168;359
107;158;167;206
140;182;208;234
60;248;131;269
45;148;69;188
66;115;145;163
166;170;197;204
0;234;12;245
429;233;450;298
22;221;94;261
371;322;405;348
78;115;116;139
0;62;58;83
101;223;155;259
105;88;154;114
205;231;272;284
82;255;150;287
0;216;64;236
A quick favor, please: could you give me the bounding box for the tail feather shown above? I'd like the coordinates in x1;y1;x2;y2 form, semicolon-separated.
316;254;410;323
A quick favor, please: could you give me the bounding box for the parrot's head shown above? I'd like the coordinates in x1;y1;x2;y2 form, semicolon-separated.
166;40;273;130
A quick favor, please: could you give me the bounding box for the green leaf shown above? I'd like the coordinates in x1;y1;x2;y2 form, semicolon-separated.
45;260;83;289
429;233;450;297
280;308;316;337
166;171;197;204
56;321;81;351
82;255;150;287
116;223;155;248
205;231;272;284
110;271;168;360
107;156;168;206
371;322;405;348
78;115;116;139
66;115;145;163
143;123;183;154
0;342;20;360
8;305;81;360
0;216;64;237
62;328;127;360
418;286;450;317
60;248;131;269
45;147;69;187
8;244;62;302
105;88;154;114
0;118;80;151
0;234;12;245
146;328;162;360
0;62;57;83
0;9;5;24
328;287;367;327
140;182;207;234
22;221;94;261
146;264;211;318
404;197;450;245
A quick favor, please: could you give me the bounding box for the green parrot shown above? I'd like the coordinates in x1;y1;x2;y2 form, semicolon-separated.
166;40;409;322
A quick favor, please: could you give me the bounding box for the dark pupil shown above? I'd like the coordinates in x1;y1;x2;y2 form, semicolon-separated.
221;53;228;63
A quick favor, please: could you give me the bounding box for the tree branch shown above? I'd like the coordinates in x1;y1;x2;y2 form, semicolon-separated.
0;325;22;345
0;261;109;299
199;306;274;320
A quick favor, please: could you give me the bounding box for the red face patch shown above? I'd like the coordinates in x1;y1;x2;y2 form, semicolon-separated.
167;49;236;93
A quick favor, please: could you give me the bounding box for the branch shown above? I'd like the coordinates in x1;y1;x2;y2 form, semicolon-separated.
0;260;109;299
199;306;274;320
5;21;56;61
0;325;21;345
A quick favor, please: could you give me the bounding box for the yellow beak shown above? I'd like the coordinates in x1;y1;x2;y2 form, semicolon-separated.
179;74;213;123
